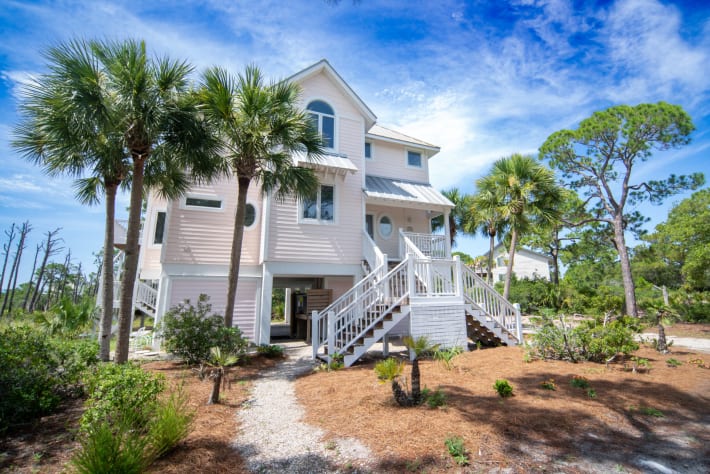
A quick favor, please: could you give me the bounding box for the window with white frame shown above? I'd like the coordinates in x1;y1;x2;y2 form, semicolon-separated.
153;211;166;244
364;142;372;159
378;215;393;239
185;196;222;209
407;150;422;168
301;185;335;222
307;100;335;149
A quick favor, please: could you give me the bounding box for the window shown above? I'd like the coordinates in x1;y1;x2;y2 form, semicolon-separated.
307;100;335;149
364;142;372;159
301;185;335;222
378;215;393;239
365;214;374;238
185;197;222;209
153;211;166;244
244;203;256;228
407;150;422;168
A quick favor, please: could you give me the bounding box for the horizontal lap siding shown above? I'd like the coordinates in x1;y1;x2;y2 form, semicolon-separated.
164;178;261;266
168;277;258;340
324;276;355;300
410;304;467;350
366;205;430;259
365;139;429;183
268;71;364;265
140;194;168;280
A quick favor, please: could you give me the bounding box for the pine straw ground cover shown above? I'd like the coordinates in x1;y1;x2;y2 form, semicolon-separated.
295;344;710;473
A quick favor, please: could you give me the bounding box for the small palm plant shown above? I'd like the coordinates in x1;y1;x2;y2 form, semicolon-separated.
374;358;411;406
206;347;239;405
403;336;439;405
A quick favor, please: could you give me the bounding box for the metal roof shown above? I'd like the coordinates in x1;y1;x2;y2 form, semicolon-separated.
364;175;453;209
295;152;358;175
367;124;440;152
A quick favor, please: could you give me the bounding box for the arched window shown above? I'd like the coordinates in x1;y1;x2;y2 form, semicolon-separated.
378;215;393;239
307;100;335;149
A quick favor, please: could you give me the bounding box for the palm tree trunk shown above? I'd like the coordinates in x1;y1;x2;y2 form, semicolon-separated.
487;232;495;285
613;215;638;317
208;370;222;405
410;359;421;404
224;177;251;328
116;157;146;363
99;182;118;361
503;228;518;300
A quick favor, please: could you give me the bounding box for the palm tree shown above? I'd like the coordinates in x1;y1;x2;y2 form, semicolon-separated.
14;39;219;363
468;189;507;285
198;66;324;327
476;154;561;299
433;188;473;248
402;335;438;405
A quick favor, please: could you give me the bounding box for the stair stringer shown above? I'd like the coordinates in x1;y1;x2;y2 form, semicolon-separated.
464;303;518;346
343;305;410;367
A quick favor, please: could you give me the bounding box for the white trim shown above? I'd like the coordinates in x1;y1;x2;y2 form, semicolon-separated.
260;192;270;263
364;141;373;161
162;262;262;278
264;261;361;277
149;209;167;248
181;193;224;212
377;214;394;240
366;132;440;153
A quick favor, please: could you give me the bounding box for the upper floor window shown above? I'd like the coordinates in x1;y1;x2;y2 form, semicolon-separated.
364;142;372;159
153;211;166;244
185;197;222;209
244;203;257;228
302;185;335;223
407;150;422;168
307;100;335;149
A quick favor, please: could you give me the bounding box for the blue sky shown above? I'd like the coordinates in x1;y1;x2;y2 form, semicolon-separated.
1;0;709;281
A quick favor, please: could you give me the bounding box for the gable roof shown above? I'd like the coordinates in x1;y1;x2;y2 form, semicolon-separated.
367;124;440;154
488;243;552;263
287;59;377;130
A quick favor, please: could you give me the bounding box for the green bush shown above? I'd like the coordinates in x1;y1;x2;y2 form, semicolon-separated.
147;387;194;459
72;418;148;474
444;435;468;466
433;346;463;370
257;344;285;358
81;363;165;432
159;295;248;364
421;387;446;408
493;379;514;398
0;325;99;432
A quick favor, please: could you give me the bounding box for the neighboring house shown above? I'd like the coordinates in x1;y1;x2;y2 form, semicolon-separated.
107;60;521;366
486;243;553;283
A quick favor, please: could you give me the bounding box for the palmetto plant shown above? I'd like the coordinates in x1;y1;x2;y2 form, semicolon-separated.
206;346;239;405
403;335;439;404
197;66;324;327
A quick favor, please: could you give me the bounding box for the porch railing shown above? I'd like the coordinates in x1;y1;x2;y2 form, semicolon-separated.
362;230;386;278
400;231;448;259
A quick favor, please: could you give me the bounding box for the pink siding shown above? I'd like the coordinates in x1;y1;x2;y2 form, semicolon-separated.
163;177;262;266
366;205;431;258
139;194;168;280
168;277;258;340
266;71;365;264
324;276;355;300
364;139;430;183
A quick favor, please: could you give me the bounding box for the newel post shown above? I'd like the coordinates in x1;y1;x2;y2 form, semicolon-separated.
311;310;319;360
327;310;336;364
454;255;463;298
514;303;522;342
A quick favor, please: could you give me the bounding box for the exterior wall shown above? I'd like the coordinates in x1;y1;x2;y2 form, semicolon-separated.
364;138;430;183
167;276;259;341
162;177;262;266
365;205;431;259
139;193;168;280
324;275;356;300
491;248;552;282
409;303;467;350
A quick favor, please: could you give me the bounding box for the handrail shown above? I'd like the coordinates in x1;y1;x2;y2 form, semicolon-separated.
362;230;386;278
460;264;521;343
135;280;158;311
400;229;428;260
312;258;408;360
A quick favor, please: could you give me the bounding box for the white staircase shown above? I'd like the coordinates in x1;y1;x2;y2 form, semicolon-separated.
312;233;522;367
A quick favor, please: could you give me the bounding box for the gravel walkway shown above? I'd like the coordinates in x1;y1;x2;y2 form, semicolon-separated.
234;341;373;473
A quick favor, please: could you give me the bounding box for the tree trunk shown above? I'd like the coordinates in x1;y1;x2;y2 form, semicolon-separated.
0;224;17;307
207;370;222;405
410;358;421;404
2;222;29;316
503;227;518;300
29;229;61;313
116;157;146;363
487;232;495;285
551;228;560;287
22;244;41;310
224;176;251;327
613;215;638;317
99;182;118;362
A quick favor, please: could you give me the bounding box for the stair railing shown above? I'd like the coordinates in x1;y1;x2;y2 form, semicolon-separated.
461;265;521;343
401;231;448;259
135;280;158;314
312;259;409;360
362;230;386;279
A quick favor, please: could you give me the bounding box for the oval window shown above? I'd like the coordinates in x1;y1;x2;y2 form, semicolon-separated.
245;203;256;228
379;216;393;238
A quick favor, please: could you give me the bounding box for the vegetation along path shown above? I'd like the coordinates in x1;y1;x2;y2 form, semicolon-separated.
234;342;372;473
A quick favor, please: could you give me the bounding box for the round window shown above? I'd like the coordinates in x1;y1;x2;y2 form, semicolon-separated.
244;203;256;227
379;216;393;238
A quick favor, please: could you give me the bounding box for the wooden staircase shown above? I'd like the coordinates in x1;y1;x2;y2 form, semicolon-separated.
341;304;409;367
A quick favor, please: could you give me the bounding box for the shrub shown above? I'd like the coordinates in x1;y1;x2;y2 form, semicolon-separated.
666;358;682;368
570;375;590;389
444;435;468;466
81;362;165;432
159;295;248;365
493;379;514;398
147;387;195;459
540;379;556;390
421;387;446;408
0;325;98;432
257;344;285;358
433;346;463;370
71;419;148;474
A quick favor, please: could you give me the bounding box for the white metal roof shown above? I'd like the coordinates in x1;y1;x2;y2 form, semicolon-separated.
364;175;453;209
295;153;358;175
367;124;440;153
